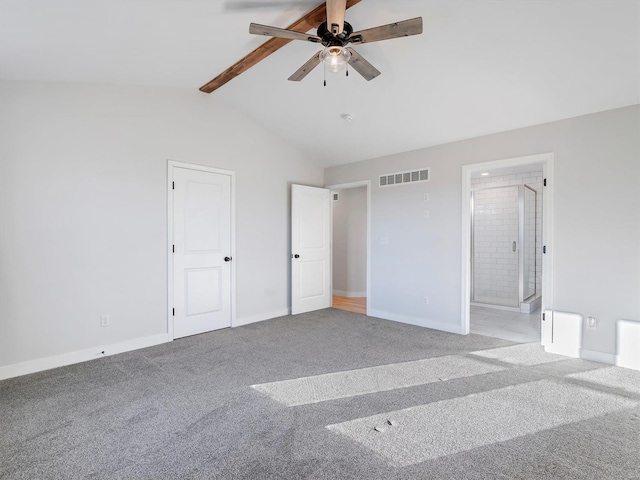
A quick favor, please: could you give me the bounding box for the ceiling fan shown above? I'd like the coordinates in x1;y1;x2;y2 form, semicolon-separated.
200;0;423;93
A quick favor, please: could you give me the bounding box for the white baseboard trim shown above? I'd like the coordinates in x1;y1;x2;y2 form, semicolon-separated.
0;333;171;381
580;348;616;365
233;308;290;328
368;309;464;335
333;290;366;298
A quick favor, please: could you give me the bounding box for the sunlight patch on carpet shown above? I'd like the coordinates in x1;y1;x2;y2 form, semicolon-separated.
568;366;640;395
470;343;567;366
326;380;638;467
251;356;505;406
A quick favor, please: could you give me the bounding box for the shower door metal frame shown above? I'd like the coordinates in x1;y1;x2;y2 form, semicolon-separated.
470;184;537;308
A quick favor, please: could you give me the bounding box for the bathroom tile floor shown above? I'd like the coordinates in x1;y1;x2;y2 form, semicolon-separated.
470;305;541;343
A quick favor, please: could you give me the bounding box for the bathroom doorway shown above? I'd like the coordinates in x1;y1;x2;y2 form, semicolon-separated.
461;153;554;344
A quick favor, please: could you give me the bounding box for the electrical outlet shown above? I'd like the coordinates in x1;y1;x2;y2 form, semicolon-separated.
423;296;430;305
100;314;110;327
423;210;430;218
380;236;389;245
587;316;597;329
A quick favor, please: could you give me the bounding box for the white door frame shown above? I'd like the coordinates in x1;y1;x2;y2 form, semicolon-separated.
326;180;371;316
460;153;554;337
167;160;236;340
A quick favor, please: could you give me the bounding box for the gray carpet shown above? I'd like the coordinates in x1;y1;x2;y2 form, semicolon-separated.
1;308;639;479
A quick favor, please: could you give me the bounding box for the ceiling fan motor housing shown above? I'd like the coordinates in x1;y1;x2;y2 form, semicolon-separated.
317;21;357;46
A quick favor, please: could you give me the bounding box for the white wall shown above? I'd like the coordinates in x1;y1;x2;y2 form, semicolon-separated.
0;80;323;371
332;187;367;297
325;105;640;356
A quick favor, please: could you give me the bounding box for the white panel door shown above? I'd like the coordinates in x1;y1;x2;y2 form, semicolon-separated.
173;167;231;338
291;184;331;315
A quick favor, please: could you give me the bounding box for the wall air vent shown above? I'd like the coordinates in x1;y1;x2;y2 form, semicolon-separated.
332;192;339;202
379;168;430;187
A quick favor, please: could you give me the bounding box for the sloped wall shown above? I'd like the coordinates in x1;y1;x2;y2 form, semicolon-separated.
0;80;323;372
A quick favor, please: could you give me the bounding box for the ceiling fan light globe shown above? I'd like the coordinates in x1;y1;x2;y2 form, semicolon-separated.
320;46;351;73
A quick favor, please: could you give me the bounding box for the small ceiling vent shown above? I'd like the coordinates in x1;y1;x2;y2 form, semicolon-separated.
379;168;430;187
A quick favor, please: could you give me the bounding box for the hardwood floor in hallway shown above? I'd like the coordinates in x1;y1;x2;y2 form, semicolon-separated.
332;296;366;315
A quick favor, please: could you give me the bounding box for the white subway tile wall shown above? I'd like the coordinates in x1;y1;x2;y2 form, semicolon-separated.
471;171;543;307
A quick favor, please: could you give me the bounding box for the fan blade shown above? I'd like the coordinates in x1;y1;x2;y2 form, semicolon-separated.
200;0;361;93
288;51;322;81
326;0;347;35
350;17;423;44
346;48;381;81
250;23;322;42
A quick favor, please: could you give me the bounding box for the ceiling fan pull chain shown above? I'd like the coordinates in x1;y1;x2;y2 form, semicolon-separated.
324;62;327;87
346;65;349;77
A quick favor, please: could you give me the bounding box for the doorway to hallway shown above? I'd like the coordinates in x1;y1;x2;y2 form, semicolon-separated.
327;181;371;316
333;295;366;314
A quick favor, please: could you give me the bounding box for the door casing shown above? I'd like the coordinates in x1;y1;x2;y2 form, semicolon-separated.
461;153;554;340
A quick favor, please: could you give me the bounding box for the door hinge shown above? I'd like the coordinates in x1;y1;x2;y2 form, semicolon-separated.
542;312;545;321
543;245;547;254
172;244;175;253
172;308;175;316
172;181;175;190
543;178;547;187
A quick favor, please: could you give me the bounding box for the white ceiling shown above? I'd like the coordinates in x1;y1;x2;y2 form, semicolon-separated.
1;0;639;167
469;162;543;179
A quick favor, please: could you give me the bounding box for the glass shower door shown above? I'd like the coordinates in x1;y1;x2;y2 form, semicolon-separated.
521;185;537;301
471;186;519;308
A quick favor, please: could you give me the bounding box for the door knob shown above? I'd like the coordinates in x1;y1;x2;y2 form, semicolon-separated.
294;254;300;259
224;256;232;262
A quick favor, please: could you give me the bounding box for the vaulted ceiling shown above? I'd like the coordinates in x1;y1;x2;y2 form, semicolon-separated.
1;0;639;166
